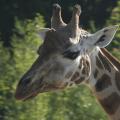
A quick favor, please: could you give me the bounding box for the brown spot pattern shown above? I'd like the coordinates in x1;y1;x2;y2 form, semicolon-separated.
82;67;86;74
75;77;85;84
96;56;104;69
65;71;73;79
98;52;111;72
79;58;83;69
81;58;90;76
99;92;120;115
115;71;120;91
95;74;111;92
86;60;90;67
71;72;79;81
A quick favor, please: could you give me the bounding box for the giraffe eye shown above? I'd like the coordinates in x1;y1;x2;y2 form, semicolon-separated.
63;50;80;60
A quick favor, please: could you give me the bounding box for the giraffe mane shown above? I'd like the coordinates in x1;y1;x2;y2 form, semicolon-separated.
101;48;120;70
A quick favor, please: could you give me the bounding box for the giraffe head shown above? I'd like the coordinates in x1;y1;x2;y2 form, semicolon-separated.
15;4;82;100
15;4;118;100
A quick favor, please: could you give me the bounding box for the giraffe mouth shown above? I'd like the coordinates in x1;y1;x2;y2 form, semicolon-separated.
15;80;67;101
15;82;48;100
15;88;39;101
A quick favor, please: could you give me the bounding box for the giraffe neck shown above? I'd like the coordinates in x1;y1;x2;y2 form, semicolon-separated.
87;47;120;120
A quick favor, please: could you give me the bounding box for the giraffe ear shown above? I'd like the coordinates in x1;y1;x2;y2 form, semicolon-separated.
38;28;51;40
92;25;119;48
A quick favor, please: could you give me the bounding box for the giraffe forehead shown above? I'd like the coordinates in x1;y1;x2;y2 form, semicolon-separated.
39;28;90;60
41;30;72;54
44;28;89;47
39;32;70;57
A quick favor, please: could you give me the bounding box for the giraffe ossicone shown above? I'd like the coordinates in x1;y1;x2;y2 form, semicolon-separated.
15;4;120;120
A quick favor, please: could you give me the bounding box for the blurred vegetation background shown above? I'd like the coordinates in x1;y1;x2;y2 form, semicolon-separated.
0;0;120;120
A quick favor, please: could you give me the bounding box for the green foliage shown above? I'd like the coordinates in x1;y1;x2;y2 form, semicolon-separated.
44;86;107;120
106;1;120;60
0;14;50;120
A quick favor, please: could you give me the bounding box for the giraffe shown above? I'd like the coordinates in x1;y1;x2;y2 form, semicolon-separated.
15;4;120;120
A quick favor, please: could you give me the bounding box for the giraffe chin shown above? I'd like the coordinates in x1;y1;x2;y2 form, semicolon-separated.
15;90;39;101
15;84;41;101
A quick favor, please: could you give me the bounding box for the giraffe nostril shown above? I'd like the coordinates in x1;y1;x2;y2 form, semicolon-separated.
24;78;31;85
18;77;31;86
